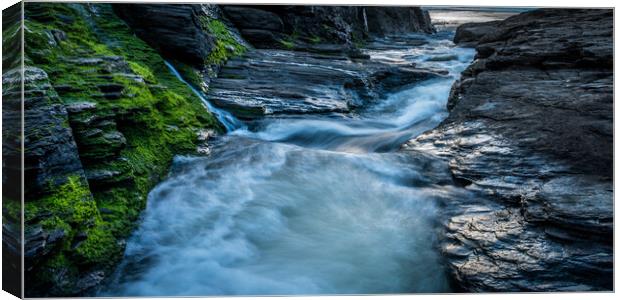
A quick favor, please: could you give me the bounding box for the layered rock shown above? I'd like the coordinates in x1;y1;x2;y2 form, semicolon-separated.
403;9;613;291
364;7;434;36
21;3;221;296
208;37;444;119
2;5;24;296
221;5;433;51
112;3;248;91
452;20;500;46
112;4;216;67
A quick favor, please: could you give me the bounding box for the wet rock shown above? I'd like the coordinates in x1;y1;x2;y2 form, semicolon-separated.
364;7;435;36
24;225;66;268
50;29;67;43
403;9;613;291
65;102;97;114
453;21;500;46
222;5;434;50
113;4;218;67
84;168;132;190
222;6;284;31
238;29;284;48
5;67;87;198
208;41;443;119
75;271;105;292
75;129;126;162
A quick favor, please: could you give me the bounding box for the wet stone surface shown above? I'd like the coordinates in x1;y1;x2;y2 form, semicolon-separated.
403;9;613;291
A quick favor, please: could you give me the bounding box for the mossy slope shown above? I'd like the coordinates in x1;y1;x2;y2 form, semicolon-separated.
22;2;227;295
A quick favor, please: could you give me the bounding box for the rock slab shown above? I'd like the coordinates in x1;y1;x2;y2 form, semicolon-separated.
404;9;613;291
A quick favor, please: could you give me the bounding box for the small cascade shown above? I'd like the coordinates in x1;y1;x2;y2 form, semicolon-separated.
363;8;369;33
104;33;476;297
164;61;245;132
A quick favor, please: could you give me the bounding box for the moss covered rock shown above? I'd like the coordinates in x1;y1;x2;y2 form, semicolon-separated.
22;2;227;296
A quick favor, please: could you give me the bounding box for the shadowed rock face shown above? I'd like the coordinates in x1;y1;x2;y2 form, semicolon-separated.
15;67;86;198
221;6;434;50
404;9;613;291
113;4;216;67
452;21;500;46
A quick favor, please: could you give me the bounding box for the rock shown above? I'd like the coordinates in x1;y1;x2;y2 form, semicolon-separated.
208;39;443;119
24;225;66;268
222;5;434;50
113;4;216;67
453;21;500;46
3;67;87;198
222;6;284;31
426;54;458;62
364;7;435;36
403;9;612;291
65;102;97;114
84;167;132;190
50;29;67;43
75;271;105;292
238;29;284;48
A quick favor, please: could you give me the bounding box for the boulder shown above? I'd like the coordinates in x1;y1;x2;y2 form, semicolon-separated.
222;6;284;31
113;4;216;67
453;20;500;46
364;7;435;36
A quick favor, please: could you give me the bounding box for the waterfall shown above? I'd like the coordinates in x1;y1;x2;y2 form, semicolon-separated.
164;61;244;132
363;8;369;33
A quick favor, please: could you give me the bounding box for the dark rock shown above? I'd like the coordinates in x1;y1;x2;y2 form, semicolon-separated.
50;29;67;43
24;225;66;268
222;5;434;50
85;168;132;190
75;271;105;292
208;39;443;119
113;4;216;67
453;21;500;46
222;6;284;31
65;102;97;114
364;7;435;36
238;29;284;48
403;9;612;291
4;67;88;198
97;83;124;93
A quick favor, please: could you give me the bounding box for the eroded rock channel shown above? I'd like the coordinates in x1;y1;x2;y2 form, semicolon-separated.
101;31;477;295
8;3;612;296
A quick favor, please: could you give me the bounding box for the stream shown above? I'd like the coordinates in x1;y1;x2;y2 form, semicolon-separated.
102;30;475;296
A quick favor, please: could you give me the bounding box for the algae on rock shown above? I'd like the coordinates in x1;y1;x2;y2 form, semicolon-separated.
22;2;222;296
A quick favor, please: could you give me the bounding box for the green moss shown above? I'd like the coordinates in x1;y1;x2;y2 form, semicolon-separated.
309;35;321;44
39;176;95;225
74;223;118;265
173;61;204;89
128;61;156;83
204;19;246;65
279;39;295;50
279;30;299;50
23;3;224;292
25;175;120;267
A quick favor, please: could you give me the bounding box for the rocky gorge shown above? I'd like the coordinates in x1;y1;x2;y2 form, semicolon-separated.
1;3;613;297
406;9;613;291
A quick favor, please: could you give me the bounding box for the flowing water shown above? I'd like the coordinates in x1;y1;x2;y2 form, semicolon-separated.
164;61;245;132
102;31;475;296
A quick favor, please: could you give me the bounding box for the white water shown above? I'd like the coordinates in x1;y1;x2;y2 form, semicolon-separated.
164;61;245;132
103;33;475;296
